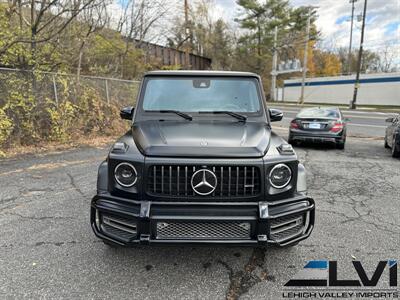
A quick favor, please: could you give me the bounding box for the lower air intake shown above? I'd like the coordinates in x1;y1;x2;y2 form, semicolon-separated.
269;213;307;243
156;221;251;240
101;214;137;240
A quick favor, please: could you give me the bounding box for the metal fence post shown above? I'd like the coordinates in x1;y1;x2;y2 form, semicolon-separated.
105;79;110;104
52;74;59;106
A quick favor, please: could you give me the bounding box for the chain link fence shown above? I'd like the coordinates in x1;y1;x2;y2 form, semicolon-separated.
0;68;141;149
0;67;140;108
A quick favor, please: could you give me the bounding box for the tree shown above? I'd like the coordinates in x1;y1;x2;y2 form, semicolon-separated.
1;0;99;71
336;46;396;74
360;50;380;73
234;0;317;93
377;43;397;72
209;19;232;69
76;1;109;81
312;50;341;76
167;0;233;70
115;0;170;76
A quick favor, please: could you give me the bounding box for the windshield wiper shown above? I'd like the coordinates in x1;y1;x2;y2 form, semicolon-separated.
199;111;247;122
158;110;193;121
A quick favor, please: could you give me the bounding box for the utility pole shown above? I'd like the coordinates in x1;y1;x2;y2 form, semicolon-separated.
347;0;358;74
184;0;190;69
270;26;278;102
299;15;311;105
350;0;367;109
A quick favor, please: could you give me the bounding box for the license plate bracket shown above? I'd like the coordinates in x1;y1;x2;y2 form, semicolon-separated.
309;123;321;129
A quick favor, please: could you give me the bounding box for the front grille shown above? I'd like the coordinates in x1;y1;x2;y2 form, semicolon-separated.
269;213;306;242
156;221;252;240
101;214;137;240
148;165;261;198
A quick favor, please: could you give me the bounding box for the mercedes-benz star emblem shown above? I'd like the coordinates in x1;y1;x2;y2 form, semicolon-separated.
191;169;217;195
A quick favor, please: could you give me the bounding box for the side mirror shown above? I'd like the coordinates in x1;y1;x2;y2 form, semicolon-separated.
269;108;283;122
120;106;134;120
385;117;394;123
343;118;351;123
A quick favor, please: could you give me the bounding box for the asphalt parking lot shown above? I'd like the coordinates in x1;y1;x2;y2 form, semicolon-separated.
0;129;399;299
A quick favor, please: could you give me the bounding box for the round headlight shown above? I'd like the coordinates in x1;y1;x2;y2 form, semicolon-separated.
114;162;137;187
269;163;292;189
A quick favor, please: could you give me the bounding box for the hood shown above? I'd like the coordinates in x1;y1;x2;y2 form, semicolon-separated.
132;120;271;158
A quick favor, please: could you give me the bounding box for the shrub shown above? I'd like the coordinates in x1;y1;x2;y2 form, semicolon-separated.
47;100;79;142
0;72;129;153
0;107;13;148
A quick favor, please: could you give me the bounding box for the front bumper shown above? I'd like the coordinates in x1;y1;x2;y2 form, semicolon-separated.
90;193;315;247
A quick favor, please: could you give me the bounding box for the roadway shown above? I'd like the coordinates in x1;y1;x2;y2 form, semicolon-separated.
268;105;397;138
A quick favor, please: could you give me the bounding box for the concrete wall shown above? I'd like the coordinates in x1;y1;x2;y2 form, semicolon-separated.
282;73;400;106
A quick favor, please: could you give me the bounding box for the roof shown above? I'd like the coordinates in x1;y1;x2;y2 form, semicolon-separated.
144;70;259;77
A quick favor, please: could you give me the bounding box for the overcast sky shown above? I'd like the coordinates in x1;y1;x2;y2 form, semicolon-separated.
213;0;399;52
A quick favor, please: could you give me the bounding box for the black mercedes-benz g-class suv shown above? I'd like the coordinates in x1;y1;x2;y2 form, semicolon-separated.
90;70;315;247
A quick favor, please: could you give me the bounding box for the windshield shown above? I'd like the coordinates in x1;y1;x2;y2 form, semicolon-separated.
297;107;340;119
141;77;261;113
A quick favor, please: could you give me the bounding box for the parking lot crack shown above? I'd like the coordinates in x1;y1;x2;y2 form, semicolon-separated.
1;240;103;249
218;247;269;300
2;212;75;221
361;219;400;235
67;173;85;197
319;208;400;234
0;196;18;205
0;187;55;213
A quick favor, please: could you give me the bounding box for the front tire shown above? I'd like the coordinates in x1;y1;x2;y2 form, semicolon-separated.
336;136;346;150
384;136;390;148
392;136;400;158
288;138;297;146
336;142;345;150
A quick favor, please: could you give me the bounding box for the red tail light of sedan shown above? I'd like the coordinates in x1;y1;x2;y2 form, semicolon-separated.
290;120;300;129
330;121;344;133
